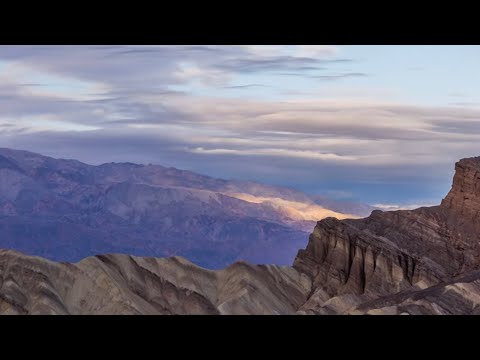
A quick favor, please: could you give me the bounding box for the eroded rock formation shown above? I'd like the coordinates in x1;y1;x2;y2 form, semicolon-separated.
0;250;311;315
293;156;480;314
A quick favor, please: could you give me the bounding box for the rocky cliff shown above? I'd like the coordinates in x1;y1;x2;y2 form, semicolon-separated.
293;156;480;314
1;156;480;315
441;156;480;219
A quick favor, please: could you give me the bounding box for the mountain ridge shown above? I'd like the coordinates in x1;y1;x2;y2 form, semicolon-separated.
0;147;366;269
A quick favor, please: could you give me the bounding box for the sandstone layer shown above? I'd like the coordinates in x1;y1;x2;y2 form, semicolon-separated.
0;250;311;315
293;156;480;314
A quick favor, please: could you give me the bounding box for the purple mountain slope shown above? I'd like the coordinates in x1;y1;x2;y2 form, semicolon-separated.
0;148;368;268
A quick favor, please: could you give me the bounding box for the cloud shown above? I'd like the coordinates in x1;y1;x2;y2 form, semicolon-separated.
241;45;288;57
241;45;339;58
0;45;478;204
429;119;480;134
276;72;368;80
324;190;354;199
215;56;324;73
0;45;346;88
294;45;339;58
449;102;480;107
373;203;437;211
312;72;369;81
2;73;480;172
190;147;357;161
174;63;231;86
222;84;268;90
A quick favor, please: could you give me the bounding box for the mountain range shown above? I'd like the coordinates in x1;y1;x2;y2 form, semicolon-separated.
1;154;480;314
0;148;371;269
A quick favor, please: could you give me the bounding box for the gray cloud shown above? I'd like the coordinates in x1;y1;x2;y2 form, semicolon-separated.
450;102;480;107
216;57;323;73
430;119;480;134
0;46;348;88
0;46;478;204
312;72;369;80
276;71;368;80
215;57;355;74
222;84;269;89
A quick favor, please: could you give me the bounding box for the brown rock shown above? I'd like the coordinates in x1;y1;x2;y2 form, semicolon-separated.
0;250;311;315
441;156;480;220
292;156;480;313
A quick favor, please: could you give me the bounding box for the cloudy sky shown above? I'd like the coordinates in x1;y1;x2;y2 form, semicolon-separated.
1;45;479;207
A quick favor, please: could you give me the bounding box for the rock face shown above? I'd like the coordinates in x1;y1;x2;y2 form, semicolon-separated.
441;156;480;219
293;156;480;314
349;270;480;315
1;155;480;315
0;250;311;315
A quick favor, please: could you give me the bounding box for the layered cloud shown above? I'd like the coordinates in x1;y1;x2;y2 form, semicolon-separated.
0;45;478;204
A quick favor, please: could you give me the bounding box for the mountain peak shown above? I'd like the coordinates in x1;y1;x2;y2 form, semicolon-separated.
441;156;480;219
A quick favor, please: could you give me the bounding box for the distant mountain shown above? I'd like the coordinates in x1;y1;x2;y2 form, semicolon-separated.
0;148;364;268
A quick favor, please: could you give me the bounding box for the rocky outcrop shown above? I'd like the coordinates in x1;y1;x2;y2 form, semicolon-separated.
292;156;480;314
349;270;480;315
441;156;480;219
0;250;311;315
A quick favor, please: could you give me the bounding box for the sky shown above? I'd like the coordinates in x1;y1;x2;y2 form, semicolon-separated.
1;45;479;208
